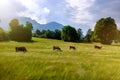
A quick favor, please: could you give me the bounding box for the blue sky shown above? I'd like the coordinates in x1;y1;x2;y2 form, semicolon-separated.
0;0;120;34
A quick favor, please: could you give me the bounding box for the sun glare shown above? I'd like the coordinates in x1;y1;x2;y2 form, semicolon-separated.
0;0;10;11
0;0;14;19
0;0;9;6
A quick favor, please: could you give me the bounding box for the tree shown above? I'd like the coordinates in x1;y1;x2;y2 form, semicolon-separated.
9;19;19;30
0;27;9;41
0;20;9;41
116;30;120;42
9;19;20;41
45;30;55;39
84;29;93;42
24;21;33;41
92;17;117;44
9;19;33;42
54;29;61;40
61;25;79;42
77;28;83;41
34;29;61;40
35;29;41;36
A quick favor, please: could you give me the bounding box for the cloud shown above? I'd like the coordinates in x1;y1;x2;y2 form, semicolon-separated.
0;0;26;19
44;7;50;14
90;0;120;28
65;0;95;25
1;0;120;34
16;0;50;24
63;0;120;30
44;0;68;23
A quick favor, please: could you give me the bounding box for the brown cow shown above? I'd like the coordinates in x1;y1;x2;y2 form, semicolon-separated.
16;46;27;53
53;46;62;51
94;45;102;49
69;46;76;50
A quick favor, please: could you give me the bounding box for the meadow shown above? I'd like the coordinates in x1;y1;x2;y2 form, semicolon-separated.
0;37;120;80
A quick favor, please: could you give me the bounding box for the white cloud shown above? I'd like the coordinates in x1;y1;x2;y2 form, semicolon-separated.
65;0;95;24
0;0;25;19
16;0;50;24
44;7;50;14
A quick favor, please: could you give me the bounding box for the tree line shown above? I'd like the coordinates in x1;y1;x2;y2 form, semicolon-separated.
34;17;120;45
33;29;61;40
33;26;83;42
0;17;120;45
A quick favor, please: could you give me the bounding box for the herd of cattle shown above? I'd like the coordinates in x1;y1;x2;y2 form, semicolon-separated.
15;45;102;53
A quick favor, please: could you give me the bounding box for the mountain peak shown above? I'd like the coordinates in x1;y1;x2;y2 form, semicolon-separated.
18;17;63;31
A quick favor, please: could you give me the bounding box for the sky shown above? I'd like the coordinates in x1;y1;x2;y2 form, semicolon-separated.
0;0;120;34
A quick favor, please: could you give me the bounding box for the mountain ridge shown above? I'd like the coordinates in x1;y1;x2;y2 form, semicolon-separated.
18;17;64;31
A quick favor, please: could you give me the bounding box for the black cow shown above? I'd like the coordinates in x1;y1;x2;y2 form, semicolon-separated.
16;46;27;53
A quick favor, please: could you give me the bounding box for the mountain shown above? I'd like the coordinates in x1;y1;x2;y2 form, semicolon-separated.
18;17;64;31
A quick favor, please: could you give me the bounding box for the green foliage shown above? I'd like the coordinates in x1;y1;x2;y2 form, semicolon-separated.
9;19;19;30
116;30;120;42
24;21;33;41
45;30;55;39
9;19;33;42
84;29;93;42
35;29;41;37
0;27;9;41
92;17;117;44
77;28;84;41
54;29;61;40
25;21;33;30
34;29;61;40
61;25;79;42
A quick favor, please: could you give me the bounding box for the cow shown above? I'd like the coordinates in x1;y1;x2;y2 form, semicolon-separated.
53;46;62;51
15;46;27;53
94;45;102;49
69;46;76;50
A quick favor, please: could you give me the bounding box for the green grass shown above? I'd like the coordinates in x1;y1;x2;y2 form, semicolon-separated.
0;37;120;80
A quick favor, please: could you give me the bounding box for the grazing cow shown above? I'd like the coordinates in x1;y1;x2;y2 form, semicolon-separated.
94;45;102;49
69;46;76;50
53;46;62;51
16;46;27;53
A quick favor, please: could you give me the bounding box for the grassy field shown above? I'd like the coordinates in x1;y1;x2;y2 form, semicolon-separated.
0;37;120;80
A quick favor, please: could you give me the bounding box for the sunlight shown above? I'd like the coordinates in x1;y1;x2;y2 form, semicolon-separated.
0;0;10;14
0;0;16;19
0;0;9;6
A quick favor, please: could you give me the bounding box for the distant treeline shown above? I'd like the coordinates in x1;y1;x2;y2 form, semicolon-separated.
33;27;83;42
33;25;95;43
33;29;61;40
33;17;120;44
1;17;120;45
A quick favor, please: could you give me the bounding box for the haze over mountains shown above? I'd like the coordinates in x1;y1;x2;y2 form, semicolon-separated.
18;17;64;31
0;17;64;31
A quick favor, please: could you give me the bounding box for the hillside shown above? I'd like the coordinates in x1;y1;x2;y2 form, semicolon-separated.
18;17;64;31
0;37;120;80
